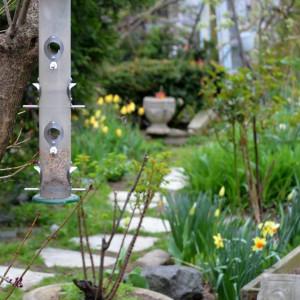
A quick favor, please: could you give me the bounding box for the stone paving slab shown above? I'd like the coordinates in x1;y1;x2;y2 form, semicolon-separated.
120;217;171;233
39;248;116;268
70;234;158;253
109;191;163;203
0;266;54;291
115;201;158;213
160;167;188;191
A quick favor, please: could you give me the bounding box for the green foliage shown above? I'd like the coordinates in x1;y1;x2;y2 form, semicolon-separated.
126;267;149;289
164;188;300;299
99;58;220;110
96;153;131;182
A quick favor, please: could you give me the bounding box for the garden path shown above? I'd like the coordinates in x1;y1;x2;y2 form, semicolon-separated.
0;167;188;291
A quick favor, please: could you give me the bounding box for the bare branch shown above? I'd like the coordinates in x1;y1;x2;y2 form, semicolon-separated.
120;0;179;40
17;0;31;26
7;0;22;36
2;0;12;25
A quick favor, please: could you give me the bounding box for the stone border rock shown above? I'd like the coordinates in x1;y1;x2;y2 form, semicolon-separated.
23;283;174;300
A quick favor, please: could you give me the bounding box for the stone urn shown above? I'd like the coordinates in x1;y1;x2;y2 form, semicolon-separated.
143;96;176;135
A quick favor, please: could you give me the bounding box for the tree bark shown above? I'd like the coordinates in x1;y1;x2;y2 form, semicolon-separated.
0;0;38;163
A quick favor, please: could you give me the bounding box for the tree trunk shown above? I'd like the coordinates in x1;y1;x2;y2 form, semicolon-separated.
0;0;38;163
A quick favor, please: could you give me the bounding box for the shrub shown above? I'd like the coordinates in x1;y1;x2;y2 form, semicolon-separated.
99;58;220;110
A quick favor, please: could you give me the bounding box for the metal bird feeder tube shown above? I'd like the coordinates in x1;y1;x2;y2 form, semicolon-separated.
27;0;84;204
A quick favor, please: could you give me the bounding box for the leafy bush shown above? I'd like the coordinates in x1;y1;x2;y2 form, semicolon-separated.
183;135;300;209
163;188;300;299
99;58;220;110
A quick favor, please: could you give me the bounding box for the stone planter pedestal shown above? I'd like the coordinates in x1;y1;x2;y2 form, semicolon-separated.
143;97;176;135
240;245;300;300
23;283;173;300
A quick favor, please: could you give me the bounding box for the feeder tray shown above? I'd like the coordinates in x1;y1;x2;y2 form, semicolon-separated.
33;194;79;204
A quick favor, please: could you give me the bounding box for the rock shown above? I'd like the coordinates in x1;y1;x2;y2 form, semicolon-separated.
15;193;30;204
0;230;17;240
160;167;188;192
120;217;171;233
134;249;172;267
50;224;59;233
0;266;54;291
141;265;203;300
188;109;215;135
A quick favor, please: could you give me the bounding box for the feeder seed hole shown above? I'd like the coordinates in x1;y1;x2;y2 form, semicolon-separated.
47;128;61;140
48;42;60;54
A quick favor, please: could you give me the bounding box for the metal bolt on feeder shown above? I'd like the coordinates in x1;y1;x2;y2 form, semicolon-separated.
24;0;85;204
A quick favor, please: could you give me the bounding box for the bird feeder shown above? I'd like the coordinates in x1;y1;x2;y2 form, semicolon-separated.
24;0;85;204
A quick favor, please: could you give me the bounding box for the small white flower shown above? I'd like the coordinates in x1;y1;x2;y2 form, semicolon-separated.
278;123;286;131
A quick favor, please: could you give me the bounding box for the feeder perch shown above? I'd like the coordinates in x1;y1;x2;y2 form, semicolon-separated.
24;0;85;204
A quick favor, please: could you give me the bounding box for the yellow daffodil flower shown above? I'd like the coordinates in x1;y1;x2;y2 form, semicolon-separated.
81;108;89;116
102;125;108;134
90;116;96;124
158;200;164;207
124;217;130;227
213;233;224;249
116;128;122;137
258;221;280;237
105;94;113;103
126;104;132;114
113;94;120;103
100;116;106;123
252;237;267;251
214;208;220;218
129;101;136;112
98;97;104;106
219;186;225;197
93;121;99;129
95;110;101;118
189;203;196;216
138;107;145;116
120;106;127;115
84;119;90;128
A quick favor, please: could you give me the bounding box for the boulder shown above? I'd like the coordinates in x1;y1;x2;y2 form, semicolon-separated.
134;249;172;267
142;265;203;300
188;109;215;135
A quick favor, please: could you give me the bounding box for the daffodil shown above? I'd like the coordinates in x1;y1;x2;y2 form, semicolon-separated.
287;191;293;201
95;110;101;118
129;101;136;112
219;186;225;197
116;129;122;137
126;105;132;114
90;116;96;124
189;203;196;216
93;121;99;129
100;116;106;123
84;119;90;128
158;200;164;207
214;208;220;218
138;107;145;116
213;233;224;249
113;94;120;103
120;106;127;115
98;97;104;106
102;125;108;134
252;237;266;251
124;217;130;227
105;94;113;103
258;221;280;237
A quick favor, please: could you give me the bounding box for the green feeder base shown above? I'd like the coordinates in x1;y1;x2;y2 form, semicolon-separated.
32;194;79;204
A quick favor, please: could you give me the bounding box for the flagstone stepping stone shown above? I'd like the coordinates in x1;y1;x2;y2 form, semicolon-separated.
114;201;158;213
109;191;163;203
70;234;158;253
0;266;54;291
160;167;188;191
39;248;116;268
120;217;171;233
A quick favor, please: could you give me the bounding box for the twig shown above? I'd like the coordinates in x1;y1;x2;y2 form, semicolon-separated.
2;0;12;25
17;0;31;26
7;0;22;36
81;204;96;285
77;207;88;280
4;185;93;300
0;159;37;180
0;210;40;286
